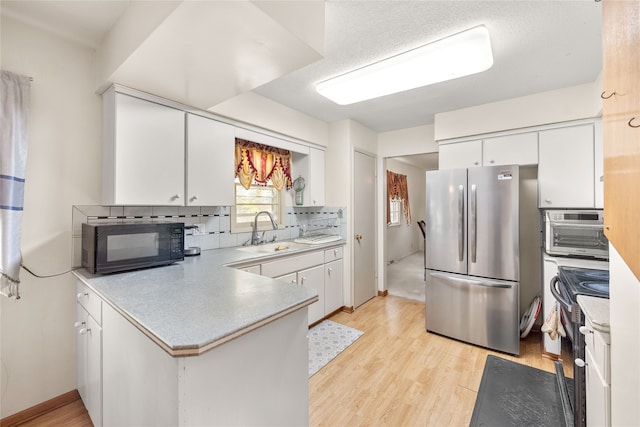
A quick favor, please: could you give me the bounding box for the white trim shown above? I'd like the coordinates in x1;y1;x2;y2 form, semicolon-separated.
437;117;601;145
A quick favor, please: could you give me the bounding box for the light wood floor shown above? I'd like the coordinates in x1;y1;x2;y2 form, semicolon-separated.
310;295;572;426
13;295;571;426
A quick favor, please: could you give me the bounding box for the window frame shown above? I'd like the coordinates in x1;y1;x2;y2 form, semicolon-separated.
388;197;403;227
231;179;286;234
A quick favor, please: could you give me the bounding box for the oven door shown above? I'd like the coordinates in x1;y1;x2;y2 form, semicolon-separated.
546;222;608;258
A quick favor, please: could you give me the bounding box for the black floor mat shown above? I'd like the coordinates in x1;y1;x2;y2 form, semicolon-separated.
470;355;573;427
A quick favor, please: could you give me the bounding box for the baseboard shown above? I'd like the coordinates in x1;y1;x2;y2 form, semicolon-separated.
341;305;354;314
377;290;388;297
0;389;81;427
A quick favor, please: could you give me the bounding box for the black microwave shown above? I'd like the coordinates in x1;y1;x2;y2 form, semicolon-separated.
82;222;184;274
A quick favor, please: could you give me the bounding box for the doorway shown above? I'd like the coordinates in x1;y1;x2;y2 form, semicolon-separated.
384;153;438;301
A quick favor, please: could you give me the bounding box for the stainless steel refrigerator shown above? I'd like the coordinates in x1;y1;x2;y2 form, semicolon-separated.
425;165;520;355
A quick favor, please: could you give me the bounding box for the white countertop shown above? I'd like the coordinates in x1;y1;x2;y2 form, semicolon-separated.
577;295;610;333
73;239;345;357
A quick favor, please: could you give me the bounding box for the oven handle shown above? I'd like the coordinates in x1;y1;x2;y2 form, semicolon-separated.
549;221;604;229
549;276;573;312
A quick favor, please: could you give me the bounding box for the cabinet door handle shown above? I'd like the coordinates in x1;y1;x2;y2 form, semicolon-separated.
172;194;181;200
629;117;640;128
74;321;85;328
574;358;586;368
77;292;88;300
300;276;306;284
79;327;88;335
328;268;333;276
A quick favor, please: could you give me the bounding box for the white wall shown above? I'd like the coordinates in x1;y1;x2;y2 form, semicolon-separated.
385;159;425;263
325;119;378;307
0;16;103;417
210;91;329;147
518;167;542;318
609;245;640;426
378;124;437;157
434;82;602;141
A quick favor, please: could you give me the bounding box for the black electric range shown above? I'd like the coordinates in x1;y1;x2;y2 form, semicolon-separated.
552;266;609;427
558;267;610;302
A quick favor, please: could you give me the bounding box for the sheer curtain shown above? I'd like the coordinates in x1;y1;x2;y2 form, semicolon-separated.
1;70;31;299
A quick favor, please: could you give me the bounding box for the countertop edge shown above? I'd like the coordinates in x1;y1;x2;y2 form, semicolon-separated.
74;270;319;357
577;295;610;334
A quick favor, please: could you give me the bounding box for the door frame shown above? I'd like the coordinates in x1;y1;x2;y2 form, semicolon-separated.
351;148;378;307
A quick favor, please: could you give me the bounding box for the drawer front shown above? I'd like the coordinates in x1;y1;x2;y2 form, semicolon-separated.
324;246;343;263
274;272;297;285
261;252;324;278
76;281;102;325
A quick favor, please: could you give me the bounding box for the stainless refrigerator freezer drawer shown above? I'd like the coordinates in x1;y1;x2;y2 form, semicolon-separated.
426;270;520;355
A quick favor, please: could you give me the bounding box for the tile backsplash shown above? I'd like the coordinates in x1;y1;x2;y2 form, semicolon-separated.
71;205;346;268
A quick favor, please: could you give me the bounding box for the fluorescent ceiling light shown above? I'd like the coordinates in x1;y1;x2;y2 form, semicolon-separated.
316;25;493;105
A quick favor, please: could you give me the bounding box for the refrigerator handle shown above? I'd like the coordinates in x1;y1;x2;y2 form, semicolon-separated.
458;185;464;262
429;272;513;289
470;184;477;263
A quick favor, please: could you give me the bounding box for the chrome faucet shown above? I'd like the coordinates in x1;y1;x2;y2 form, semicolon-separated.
251;211;278;245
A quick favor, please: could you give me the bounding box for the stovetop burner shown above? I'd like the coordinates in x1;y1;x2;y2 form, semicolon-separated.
558;267;610;300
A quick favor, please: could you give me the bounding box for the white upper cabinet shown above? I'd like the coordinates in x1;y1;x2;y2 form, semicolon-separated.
438;139;482;169
103;86;322;207
186;114;235;206
538;123;595;208
483;132;538;166
307;148;325;206
103;91;185;205
439;133;538;170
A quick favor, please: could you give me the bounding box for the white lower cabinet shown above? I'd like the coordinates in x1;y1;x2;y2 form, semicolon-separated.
582;315;611;427
253;244;344;325
299;265;325;324
75;282;102;427
101;301;309;426
324;259;343;315
586;346;610;427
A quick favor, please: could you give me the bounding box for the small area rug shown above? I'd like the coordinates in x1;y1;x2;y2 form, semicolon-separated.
470;355;573;427
308;320;364;377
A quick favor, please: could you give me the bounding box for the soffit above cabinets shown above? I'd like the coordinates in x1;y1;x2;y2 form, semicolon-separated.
94;1;325;110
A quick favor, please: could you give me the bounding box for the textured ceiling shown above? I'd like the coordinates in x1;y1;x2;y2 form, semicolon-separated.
255;1;603;131
1;1;603;134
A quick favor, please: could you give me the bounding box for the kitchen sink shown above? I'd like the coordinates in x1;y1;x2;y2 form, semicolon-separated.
236;241;307;254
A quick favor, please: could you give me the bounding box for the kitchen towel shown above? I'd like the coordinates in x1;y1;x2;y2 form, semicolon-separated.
0;70;31;299
541;301;566;340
